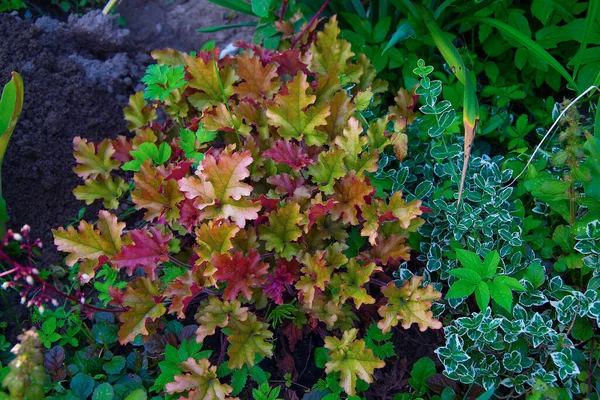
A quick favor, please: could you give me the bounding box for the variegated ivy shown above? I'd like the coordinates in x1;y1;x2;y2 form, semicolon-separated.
51;17;442;397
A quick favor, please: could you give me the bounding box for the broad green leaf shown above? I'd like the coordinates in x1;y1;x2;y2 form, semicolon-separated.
71;373;95;399
93;383;115;400
488;280;513;312
103;355;126;375
448;268;482;283
524;263;545;289
482;251;500;279
251;0;273;18
446;280;477;299
494;276;525;291
455;249;486;277
124;388;147;400
207;0;254;15
0;72;24;165
408;357;436;396
474;281;490;311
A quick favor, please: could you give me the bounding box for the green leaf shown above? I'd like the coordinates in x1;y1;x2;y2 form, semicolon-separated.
231;366;248;396
488;280;513;312
124;388;147;400
372;16;392;43
494;276;525;291
474;280;490;311
71;373;95;400
122;142;172;171
314;347;329;369
251;0;273;17
446;280;477;299
408;357;436;396
459;16;579;90
482;251;500;279
207;0;255;15
455;249;487;278
448;268;482;283
141;64;186;101
382;20;414;53
197;21;258;33
103;355;126;375
524;263;545;289
93;383;115;400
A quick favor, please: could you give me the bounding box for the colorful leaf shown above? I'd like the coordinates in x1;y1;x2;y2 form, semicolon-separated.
266;72;330;146
73;176;129;209
178;151;261;228
111;227;173;280
118;277;167;344
72;137;119;180
306;148;346;195
333;260;381;309
195;296;248;342
132;160;184;221
324;328;385;395
124;91;157;131
185;52;237;109
262;140;314;171
334;117;378;174
309;16;355;78
165;358;235;400
234;54;280;100
53;210;124;267
227;314;273;369
258;202;306;260
212;250;269;301
195;221;240;262
378;277;442;334
331;172;374;225
295;251;333;307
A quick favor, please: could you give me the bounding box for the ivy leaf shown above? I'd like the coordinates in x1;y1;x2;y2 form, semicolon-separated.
124;91;157;131
324;328;385;395
227;314;274;369
195;296;249;342
111;227;173;280
73;176;129;210
263;140;314;171
306;148;346;195
122;142;172;172
266;72;330;146
141;64;186;101
178;151;261;228
235;53;280;100
378;277;442;334
212;250;269;301
53;210;125;267
165;358;234;399
73;137;120;180
118;277;167;344
132;161;184;222
195;221;240;262
258;202;306;260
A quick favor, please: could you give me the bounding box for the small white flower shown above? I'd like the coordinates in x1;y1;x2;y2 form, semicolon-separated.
81;274;90;282
1;282;9;290
38;305;45;314
21;225;30;233
25;276;34;286
12;233;22;241
51;299;58;307
80;297;85;304
20;297;26;305
32;268;39;275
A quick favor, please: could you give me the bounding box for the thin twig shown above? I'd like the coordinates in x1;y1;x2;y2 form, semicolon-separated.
290;0;331;49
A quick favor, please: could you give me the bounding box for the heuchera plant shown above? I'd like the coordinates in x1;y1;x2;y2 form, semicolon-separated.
48;17;441;397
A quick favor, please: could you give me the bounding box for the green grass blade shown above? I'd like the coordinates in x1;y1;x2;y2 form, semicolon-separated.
573;0;599;79
382;20;414;53
207;0;255;16
348;0;367;18
0;72;24;160
197;21;258;33
460;16;579;91
420;5;467;84
433;0;457;20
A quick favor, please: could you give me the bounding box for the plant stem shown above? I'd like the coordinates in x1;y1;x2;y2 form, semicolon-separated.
291;0;331;48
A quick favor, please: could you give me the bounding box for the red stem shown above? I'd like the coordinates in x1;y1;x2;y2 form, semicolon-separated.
279;0;289;21
290;0;331;49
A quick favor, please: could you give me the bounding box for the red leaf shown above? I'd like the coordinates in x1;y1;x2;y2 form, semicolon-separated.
111;135;132;162
266;174;305;195
165;161;194;181
263;140;314;171
263;258;301;304
270;49;311;76
212;249;269;301
307;198;338;231
282;322;303;352
179;198;201;232
111;227;173;280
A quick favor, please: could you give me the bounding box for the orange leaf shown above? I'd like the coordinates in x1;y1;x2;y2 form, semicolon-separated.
331;171;374;225
234;54;280;100
118;277;166;344
72;137;119;180
131;160;184;222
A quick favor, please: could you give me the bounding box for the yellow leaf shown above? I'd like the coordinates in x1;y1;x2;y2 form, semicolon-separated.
118;277;166;344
